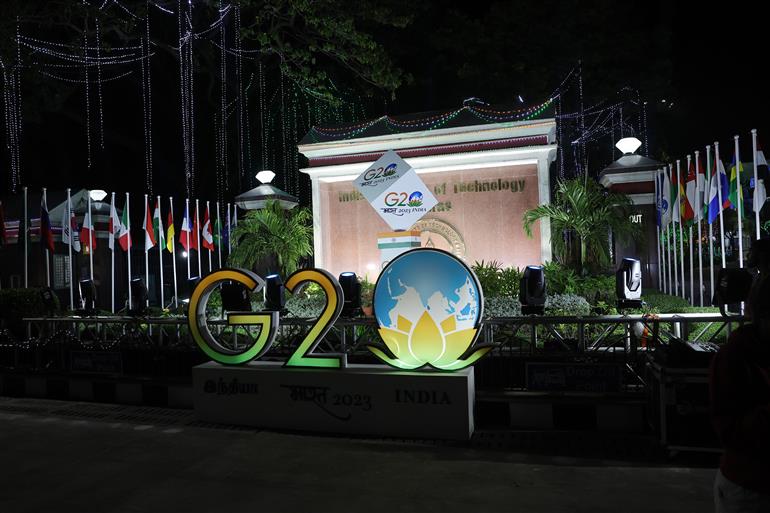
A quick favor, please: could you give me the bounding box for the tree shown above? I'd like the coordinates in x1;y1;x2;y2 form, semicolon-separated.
523;178;639;274
228;200;312;276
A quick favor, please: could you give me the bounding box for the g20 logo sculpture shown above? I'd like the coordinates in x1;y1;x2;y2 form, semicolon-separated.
188;249;491;372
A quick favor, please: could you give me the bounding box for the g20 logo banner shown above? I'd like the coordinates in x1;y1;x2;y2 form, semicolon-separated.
188;249;492;372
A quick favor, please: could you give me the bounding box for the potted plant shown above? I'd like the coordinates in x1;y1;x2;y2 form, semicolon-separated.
360;276;375;317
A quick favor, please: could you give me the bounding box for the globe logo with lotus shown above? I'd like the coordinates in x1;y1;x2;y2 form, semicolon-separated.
367;248;491;371
407;191;423;207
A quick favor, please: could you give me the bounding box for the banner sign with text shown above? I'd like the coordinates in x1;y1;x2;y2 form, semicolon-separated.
354;151;437;230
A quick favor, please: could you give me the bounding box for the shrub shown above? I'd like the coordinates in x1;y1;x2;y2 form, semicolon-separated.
0;288;60;338
483;296;521;318
472;260;521;299
542;261;578;295
545;293;591;316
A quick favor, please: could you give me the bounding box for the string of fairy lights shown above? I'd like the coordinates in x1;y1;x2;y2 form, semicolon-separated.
1;2;650;202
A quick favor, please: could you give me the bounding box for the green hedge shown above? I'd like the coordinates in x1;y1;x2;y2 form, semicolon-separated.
0;287;60;337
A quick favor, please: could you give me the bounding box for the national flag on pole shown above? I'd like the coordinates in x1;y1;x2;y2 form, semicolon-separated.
166;210;175;253
80;211;96;252
153;199;164;250
118;202;131;251
662;168;672;226
62;202;81;252
708;158;730;224
670;167;681;224
683;161;696;223
144;200;156;250
191;206;199;250
202;206;214;251
754;145;768;214
41;196;55;252
213;216;222;247
180;203;191;251
728;155;744;217
695;155;709;221
70;210;81;252
108;197;122;251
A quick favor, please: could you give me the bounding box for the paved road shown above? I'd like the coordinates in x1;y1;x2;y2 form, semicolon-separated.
0;397;715;513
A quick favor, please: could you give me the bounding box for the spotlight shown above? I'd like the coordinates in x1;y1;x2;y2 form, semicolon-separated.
182;251;188;258
129;278;148;316
338;272;361;317
78;279;97;315
264;274;285;312
221;282;252;312
747;237;770;275
40;287;58;316
519;265;546;315
712;268;753;317
616;258;643;310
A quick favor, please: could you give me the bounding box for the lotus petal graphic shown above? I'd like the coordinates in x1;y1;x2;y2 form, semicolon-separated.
367;309;491;371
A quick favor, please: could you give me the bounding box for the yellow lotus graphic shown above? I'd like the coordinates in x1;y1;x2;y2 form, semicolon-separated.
368;309;491;371
367;248;491;371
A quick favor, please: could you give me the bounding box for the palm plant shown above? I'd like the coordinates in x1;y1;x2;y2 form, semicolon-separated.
228;200;313;276
523;178;640;274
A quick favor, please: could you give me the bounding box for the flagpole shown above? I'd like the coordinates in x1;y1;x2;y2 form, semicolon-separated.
752;129;760;240
144;193;150;307
666;221;675;295
126;192;133;310
655;171;662;291
715;142;727;268
169;196;179;308
206;200;212;273
734;136;744;268
695;151;704;307
196;198;202;278
43;188;50;288
686;155;694;304
670;165;678;296
216;201;222;269
110;192;116;313
23;186;28;288
707;146;715;302
85;192;93;282
185;198;191;281
227;202;232;255
67;189;74;310
157;195;165;308
676;160;686;299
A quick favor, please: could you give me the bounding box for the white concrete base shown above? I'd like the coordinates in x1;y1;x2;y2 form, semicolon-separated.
193;362;475;440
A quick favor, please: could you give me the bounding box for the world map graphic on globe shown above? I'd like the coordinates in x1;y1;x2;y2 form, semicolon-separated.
374;249;481;333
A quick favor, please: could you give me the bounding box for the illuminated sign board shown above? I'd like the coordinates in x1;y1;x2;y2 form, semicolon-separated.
188;249;490;371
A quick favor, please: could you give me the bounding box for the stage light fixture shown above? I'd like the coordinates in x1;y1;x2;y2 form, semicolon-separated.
339;272;361;317
129;278;148;316
221;282;252;312
40;287;58;315
78;279;97;315
748;237;770;275
712;268;753;317
182;251;188;258
519;265;546;315
616;258;643;309
264;274;285;312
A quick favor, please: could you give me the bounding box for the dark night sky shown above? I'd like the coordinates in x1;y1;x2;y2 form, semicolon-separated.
2;0;767;199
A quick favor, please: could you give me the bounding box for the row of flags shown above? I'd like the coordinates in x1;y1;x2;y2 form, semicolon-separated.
44;195;234;256
654;131;768;307
657;146;768;229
